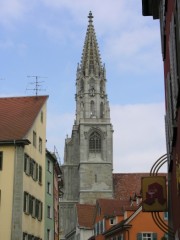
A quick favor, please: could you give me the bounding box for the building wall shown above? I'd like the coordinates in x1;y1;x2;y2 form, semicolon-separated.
162;0;180;237
22;102;47;239
0;146;15;240
45;154;54;240
127;211;167;239
104;210;168;240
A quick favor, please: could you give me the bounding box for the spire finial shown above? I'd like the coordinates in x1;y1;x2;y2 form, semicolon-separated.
88;11;93;24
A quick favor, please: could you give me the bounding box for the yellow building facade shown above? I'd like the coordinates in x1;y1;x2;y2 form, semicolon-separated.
0;96;48;240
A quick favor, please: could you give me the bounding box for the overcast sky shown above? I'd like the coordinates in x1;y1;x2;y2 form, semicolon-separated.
0;0;167;173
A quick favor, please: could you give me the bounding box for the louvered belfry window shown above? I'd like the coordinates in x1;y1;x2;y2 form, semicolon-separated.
89;132;101;153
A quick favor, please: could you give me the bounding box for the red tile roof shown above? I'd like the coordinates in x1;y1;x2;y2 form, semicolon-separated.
76;204;96;229
113;173;167;201
96;198;132;217
0;96;48;141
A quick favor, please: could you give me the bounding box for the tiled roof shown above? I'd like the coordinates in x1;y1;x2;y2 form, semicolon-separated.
76;204;96;229
113;173;167;201
0;96;48;141
96;198;136;217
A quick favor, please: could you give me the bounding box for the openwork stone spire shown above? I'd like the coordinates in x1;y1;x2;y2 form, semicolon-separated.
80;11;103;76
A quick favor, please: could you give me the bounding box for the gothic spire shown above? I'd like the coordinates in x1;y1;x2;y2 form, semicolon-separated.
80;11;103;76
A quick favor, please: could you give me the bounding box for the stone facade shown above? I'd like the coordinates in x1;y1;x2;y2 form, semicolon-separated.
59;12;113;240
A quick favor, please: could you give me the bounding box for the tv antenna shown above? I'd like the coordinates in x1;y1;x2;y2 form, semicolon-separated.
26;75;46;96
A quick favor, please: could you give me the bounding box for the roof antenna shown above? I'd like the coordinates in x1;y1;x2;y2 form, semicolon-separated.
26;76;46;96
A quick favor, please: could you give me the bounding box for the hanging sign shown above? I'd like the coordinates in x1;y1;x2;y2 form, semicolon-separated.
142;176;167;212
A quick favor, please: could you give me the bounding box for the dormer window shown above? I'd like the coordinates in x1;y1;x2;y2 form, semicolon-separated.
109;217;115;225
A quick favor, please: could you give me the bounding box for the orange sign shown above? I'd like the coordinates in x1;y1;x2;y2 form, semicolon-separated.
142;176;167;212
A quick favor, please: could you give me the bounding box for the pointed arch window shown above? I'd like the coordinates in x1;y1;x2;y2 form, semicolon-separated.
100;102;104;118
90;100;95;116
89;132;101;153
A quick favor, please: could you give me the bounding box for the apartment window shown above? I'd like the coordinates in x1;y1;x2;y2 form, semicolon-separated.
117;235;123;240
23;232;28;240
40;111;43;123
0;152;3;170
29;195;38;218
23;233;41;240
33;131;37;148
23;192;29;214
47;205;52;218
47;229;51;240
36;199;43;221
137;233;157;240
89;132;101;153
47;160;51;172
24;154;30;175
39;137;42;153
47;182;51;194
164;212;168;220
32;161;38;181
38;165;42;184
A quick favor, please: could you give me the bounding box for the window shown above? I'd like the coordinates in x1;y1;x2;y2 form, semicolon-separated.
90;100;95;116
89;132;101;153
39;137;42;153
23;232;28;240
24;154;30;175
38;165;42;184
36;199;43;221
137;233;157;240
164;211;168;220
47;205;52;218
33;131;37;147
40;111;43;123
24;192;29;214
31;196;36;218
23;233;41;240
30;159;38;181
47;182;51;194
47;229;51;240
24;155;38;181
47;160;51;172
117;235;123;240
0;152;3;170
109;218;115;225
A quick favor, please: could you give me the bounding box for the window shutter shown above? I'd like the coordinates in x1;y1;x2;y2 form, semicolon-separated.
153;233;157;240
29;195;33;215
137;233;142;240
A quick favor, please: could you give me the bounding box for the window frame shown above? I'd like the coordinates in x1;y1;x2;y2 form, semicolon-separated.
38;165;42;184
39;137;42;153
33;131;37;148
47;182;51;195
47;205;52;219
89;131;101;153
0;151;3;170
24;192;30;214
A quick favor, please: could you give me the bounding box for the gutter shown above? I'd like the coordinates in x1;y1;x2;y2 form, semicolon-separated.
0;139;30;146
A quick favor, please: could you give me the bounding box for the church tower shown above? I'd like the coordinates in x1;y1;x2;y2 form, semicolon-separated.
60;12;113;239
